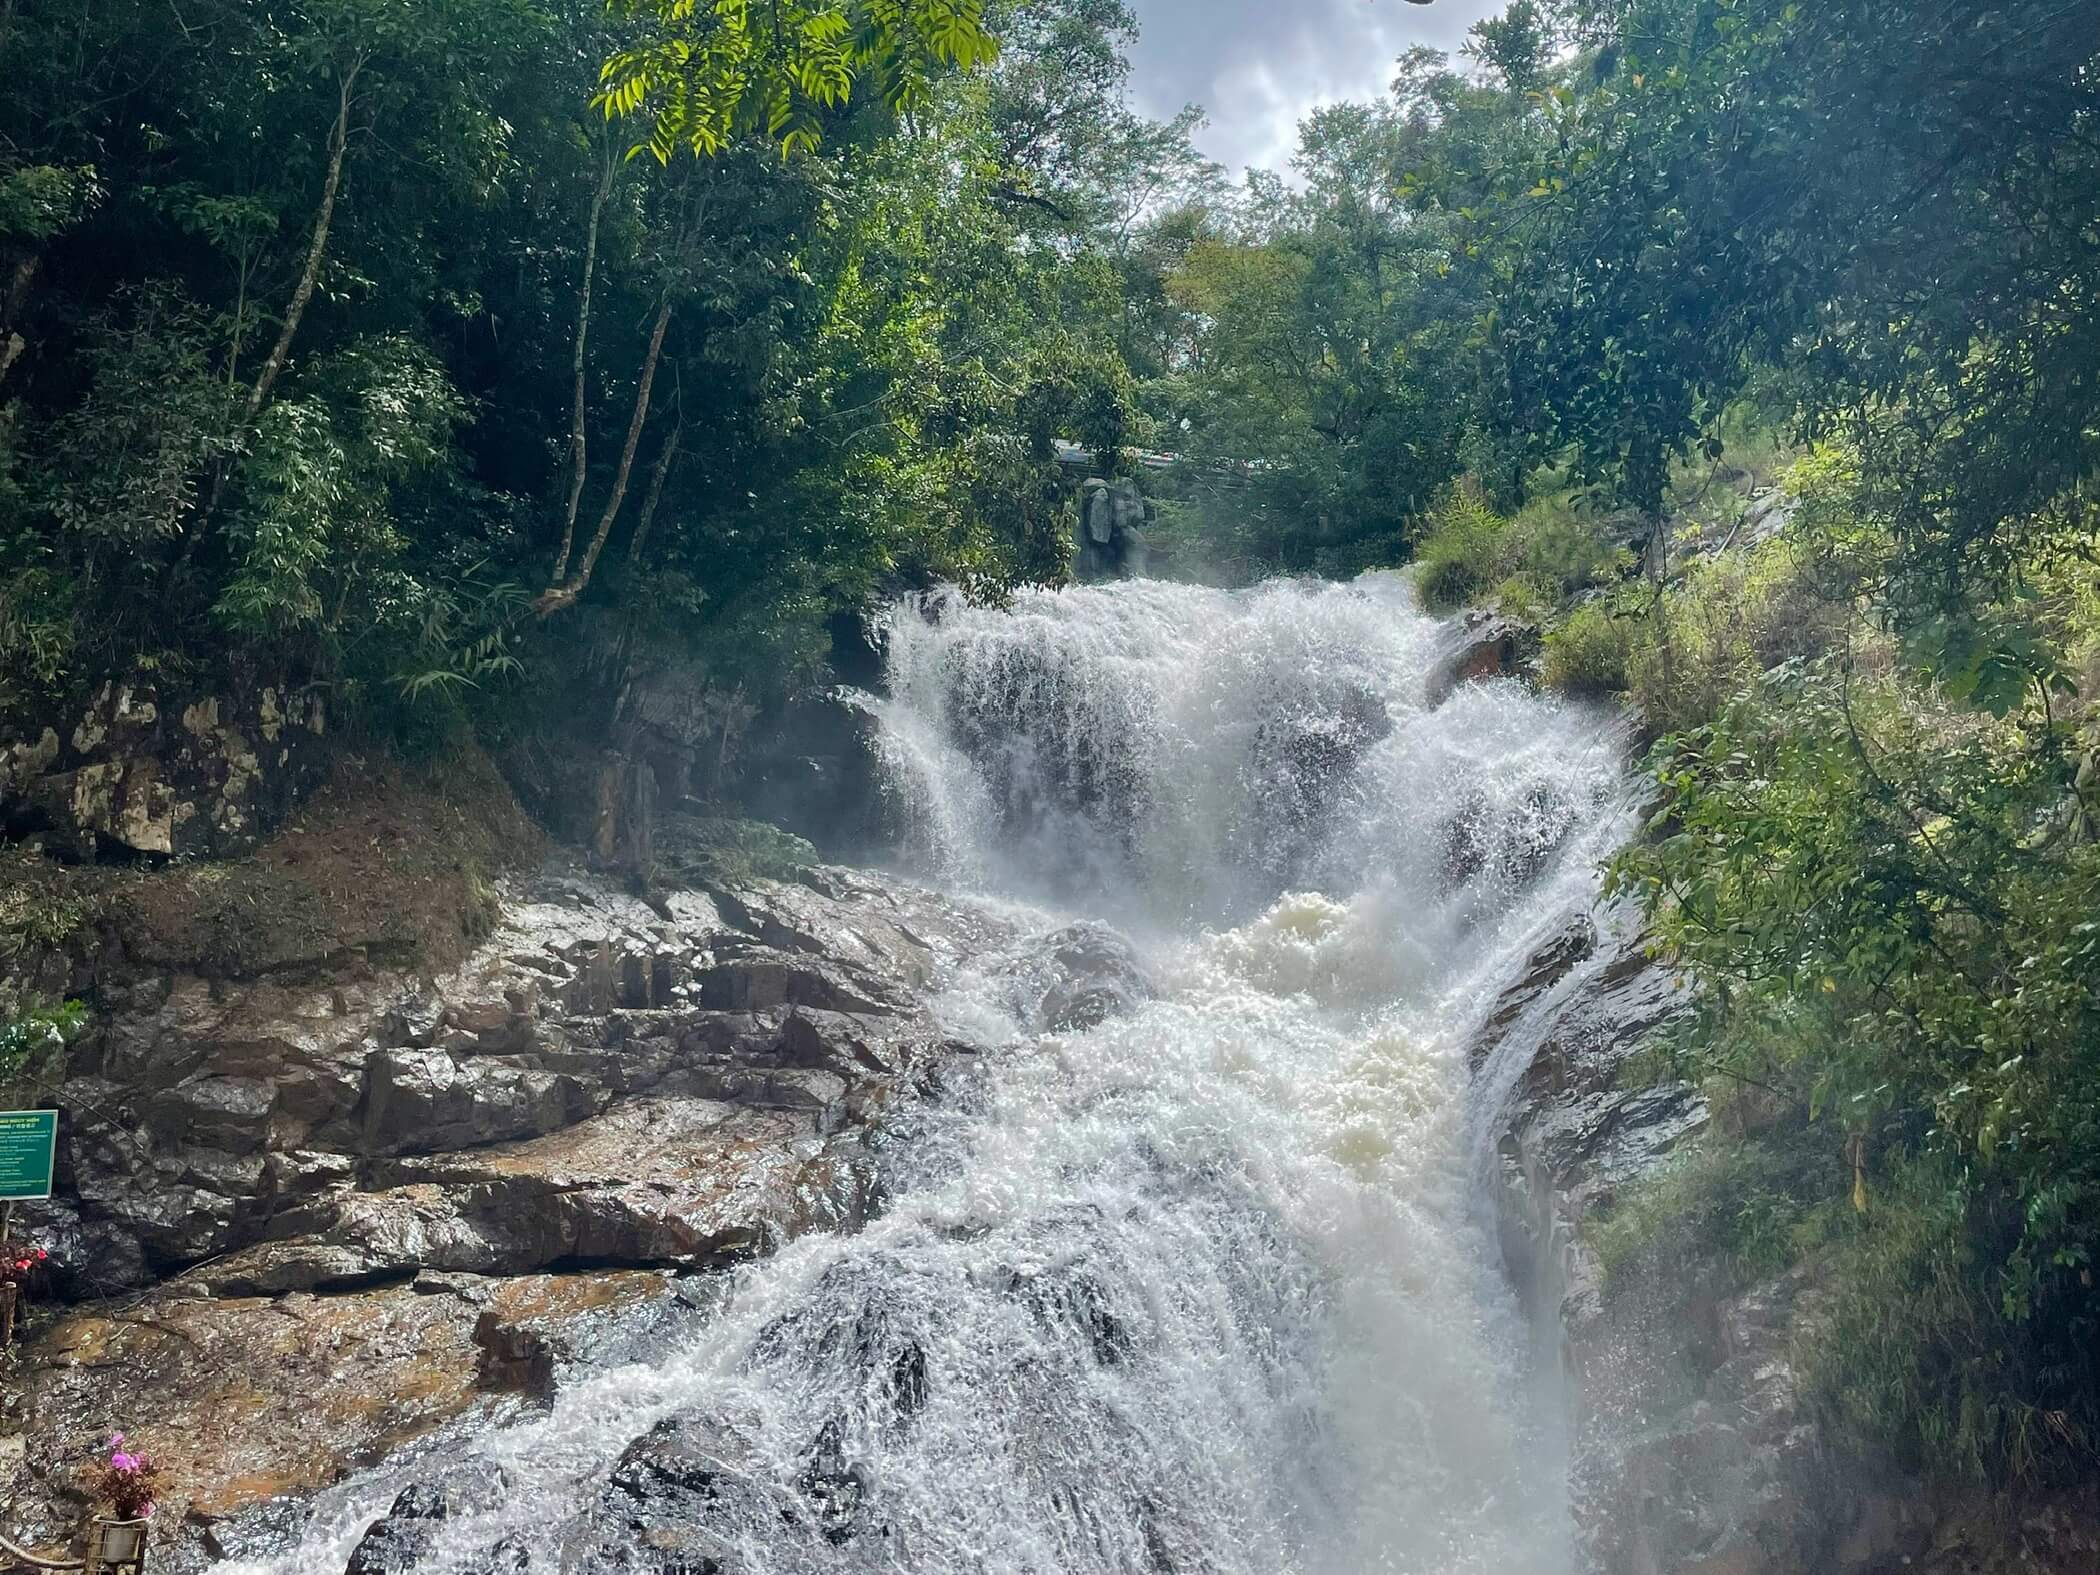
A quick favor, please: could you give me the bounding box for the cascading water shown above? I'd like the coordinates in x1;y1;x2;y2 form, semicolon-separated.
226;574;1631;1575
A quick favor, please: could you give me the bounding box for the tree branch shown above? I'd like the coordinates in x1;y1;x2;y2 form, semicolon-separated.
245;55;364;423
536;294;673;617
552;146;617;584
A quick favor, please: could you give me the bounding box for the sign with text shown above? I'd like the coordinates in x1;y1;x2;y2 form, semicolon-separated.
0;1110;57;1201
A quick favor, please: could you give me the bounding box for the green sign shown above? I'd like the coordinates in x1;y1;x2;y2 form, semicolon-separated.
0;1110;57;1201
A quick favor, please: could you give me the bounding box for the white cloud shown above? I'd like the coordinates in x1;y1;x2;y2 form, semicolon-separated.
1126;0;1502;173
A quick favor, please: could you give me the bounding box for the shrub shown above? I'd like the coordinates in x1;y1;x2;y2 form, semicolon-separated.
1414;474;1634;618
1629;536;1848;733
1591;1120;1850;1291
1411;478;1509;611
0;999;84;1085
1541;600;1638;696
1807;1152;2100;1486
1611;662;2100;1486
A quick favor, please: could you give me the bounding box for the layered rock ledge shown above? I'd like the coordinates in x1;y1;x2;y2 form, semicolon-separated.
1;860;1017;1555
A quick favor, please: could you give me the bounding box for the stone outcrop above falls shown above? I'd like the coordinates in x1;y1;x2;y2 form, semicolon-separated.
1075;478;1150;581
0;678;328;859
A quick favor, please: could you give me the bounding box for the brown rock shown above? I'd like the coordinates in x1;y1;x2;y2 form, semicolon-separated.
0;1272;658;1550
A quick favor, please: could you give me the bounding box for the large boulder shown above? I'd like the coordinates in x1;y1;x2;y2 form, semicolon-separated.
1425;611;1540;707
1027;923;1155;1034
45;864;991;1294
2;859;1013;1565
0;679;328;859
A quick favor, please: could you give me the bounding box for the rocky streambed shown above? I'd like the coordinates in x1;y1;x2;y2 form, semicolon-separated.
2;857;1149;1565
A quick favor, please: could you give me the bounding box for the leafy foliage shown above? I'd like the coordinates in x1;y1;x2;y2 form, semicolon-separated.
1611;657;2100;1480
0;1000;85;1086
599;0;999;159
0;0;1207;739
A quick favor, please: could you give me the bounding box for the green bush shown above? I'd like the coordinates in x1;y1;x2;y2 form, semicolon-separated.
0;998;85;1086
1629;536;1848;733
1808;1151;2100;1486
1412;479;1510;611
1412;476;1631;616
1591;1120;1850;1291
1541;600;1638;696
1611;662;2100;1486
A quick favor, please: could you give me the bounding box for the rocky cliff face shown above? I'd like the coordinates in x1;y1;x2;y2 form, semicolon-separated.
1477;910;2100;1575
0;855;1056;1560
0;678;328;860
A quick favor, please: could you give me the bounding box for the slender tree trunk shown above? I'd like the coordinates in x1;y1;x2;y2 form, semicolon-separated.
552;149;617;583
246;58;363;423
536;295;673;616
625;414;681;567
0;332;21;389
226;245;259;387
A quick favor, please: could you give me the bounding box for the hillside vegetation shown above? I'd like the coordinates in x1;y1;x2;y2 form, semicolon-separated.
3;0;2097;1496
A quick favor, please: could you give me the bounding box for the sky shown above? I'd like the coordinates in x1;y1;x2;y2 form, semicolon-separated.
1126;0;1503;175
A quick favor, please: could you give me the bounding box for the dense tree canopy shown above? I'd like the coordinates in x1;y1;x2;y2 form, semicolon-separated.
0;0;1193;722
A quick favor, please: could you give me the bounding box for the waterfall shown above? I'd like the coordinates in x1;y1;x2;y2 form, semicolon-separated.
224;574;1630;1575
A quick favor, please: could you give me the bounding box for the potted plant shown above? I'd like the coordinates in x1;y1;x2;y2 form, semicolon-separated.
86;1434;161;1574
0;1239;49;1346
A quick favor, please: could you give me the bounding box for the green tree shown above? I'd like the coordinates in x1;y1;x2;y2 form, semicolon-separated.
599;0;1000;159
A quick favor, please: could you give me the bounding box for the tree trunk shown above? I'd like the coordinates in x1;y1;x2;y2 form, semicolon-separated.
625;415;682;566
0;332;21;389
551;150;616;584
246;58;363;422
536;295;673;617
1649;510;1675;695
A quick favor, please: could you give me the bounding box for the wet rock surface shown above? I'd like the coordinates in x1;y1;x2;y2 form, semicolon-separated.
0;1271;676;1549
1427;611;1540;707
2;856;1030;1562
1027;923;1154;1034
49;864;988;1295
1475;909;2100;1574
342;1461;520;1575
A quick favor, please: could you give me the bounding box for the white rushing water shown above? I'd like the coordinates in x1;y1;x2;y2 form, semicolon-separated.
227;574;1631;1575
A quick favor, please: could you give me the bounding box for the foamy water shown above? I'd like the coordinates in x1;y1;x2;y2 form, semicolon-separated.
222;575;1630;1574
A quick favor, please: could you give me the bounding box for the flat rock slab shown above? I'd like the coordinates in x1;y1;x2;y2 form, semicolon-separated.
0;1272;675;1550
